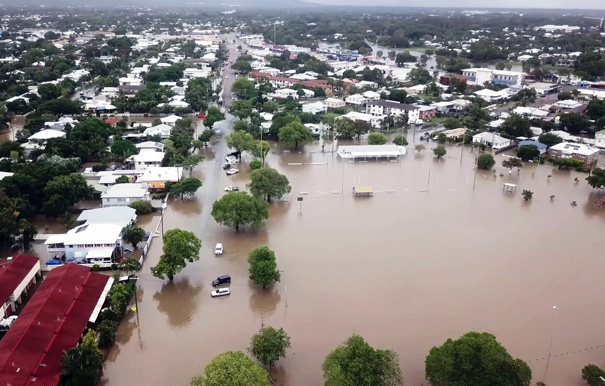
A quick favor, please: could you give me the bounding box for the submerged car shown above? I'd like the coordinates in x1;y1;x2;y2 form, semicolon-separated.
224;186;239;192
0;315;18;331
214;243;224;255
226;168;239;176
223;163;232;170
211;288;231;297
212;274;231;287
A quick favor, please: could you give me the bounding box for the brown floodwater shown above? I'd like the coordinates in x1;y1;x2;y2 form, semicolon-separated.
94;128;605;386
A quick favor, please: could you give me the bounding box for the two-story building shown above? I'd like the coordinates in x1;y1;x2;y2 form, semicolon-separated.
595;130;605;149
548;142;600;167
324;98;346;110
44;223;125;265
366;100;419;117
101;183;151;207
462;68;525;87
128;151;165;170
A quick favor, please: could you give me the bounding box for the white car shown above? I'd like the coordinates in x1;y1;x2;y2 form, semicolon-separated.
226;168;239;175
211;288;231;297
0;315;18;331
214;243;224;255
224;186;239;192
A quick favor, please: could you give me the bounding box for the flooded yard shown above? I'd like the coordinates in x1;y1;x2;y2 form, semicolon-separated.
96;135;605;386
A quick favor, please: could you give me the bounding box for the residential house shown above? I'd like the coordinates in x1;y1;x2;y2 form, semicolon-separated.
324;98;346;109
302;101;327;115
366;100;419;119
595;130;605;149
474;89;510;103
548;142;599;167
76;206;137;228
345;94;368;106
341;111;385;129
128;151;165;170
143;124;173;139
472;132;512;151
136;141;165;152
0;254;41;318
137;167;183;189
101;183;150;208
0;264;113;386
273;88;298;99
44;223;125;264
160;115;181;126
518;140;548;154
363;90;381;101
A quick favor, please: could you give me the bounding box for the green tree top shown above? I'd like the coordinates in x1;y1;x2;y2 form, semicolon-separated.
425;331;531;386
151;229;201;281
190;351;268;386
323;334;403;386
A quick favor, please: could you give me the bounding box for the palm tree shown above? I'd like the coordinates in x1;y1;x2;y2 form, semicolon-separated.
61;343;103;386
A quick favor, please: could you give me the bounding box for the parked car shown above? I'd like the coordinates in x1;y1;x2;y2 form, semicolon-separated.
214;243;224;255
226;168;239;176
46;259;62;266
197;114;205;119
211;288;231;297
224;186;239;192
212;274;231;287
225;156;237;164
0;315;18;331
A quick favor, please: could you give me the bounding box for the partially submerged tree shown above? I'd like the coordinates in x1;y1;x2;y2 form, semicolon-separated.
278;121;313;149
425;331;531;386
61;329;103;386
248;167;291;202
393;135;408;146
151;229;201;281
249;326;291;368
190;351;268;386
122;223;146;249
433;145;447;159
248;246;280;289
211;192;269;231
323;334;403;386
477;154;495;170
368;132;387;145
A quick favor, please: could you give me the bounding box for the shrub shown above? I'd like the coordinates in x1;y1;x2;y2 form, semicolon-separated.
250;159;262;170
477;154;495;170
91;264;101;271
128;200;154;214
97;319;118;348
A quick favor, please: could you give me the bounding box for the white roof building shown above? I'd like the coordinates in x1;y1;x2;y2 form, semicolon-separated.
160;115;181;125
143;124;172;139
101;183;150;207
77;207;137;228
472;132;512;151
28;129;66;141
338;144;406;159
129;151;165;170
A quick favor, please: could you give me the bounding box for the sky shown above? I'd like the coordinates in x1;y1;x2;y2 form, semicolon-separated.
308;0;605;9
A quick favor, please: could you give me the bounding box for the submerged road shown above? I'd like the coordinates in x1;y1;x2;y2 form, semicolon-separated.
197;34;239;239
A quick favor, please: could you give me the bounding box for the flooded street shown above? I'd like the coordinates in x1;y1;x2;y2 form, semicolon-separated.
98;128;605;386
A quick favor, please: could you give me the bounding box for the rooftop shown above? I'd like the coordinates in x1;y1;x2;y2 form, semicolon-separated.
45;223;124;246
0;264;113;386
28;129;66;141
338;144;405;159
550;142;599;156
76;206;137;228
101;183;149;199
138;166;183;183
0;254;40;303
368;100;419;110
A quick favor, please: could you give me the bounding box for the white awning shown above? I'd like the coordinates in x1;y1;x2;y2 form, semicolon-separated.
86;247;116;259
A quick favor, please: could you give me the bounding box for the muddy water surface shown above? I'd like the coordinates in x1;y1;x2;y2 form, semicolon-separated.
96;135;605;386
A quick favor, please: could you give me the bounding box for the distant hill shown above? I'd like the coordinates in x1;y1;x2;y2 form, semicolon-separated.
3;0;318;9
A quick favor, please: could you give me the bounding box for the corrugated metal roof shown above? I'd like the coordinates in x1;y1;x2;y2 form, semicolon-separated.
0;254;39;304
0;264;111;386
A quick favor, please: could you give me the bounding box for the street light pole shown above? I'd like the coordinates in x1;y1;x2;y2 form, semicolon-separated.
161;202;167;236
546;305;558;369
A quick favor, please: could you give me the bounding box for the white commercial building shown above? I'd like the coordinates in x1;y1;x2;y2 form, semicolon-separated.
341;111;385;129
337;144;406;160
462;68;525;87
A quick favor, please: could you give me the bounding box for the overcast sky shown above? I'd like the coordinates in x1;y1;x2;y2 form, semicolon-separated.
309;0;605;9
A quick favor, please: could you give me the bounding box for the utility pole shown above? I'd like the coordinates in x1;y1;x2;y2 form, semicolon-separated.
546;306;559;369
273;23;276;45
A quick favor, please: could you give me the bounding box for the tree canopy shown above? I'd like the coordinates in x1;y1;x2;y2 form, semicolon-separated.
368;132;387;145
278;121;314;149
190;351;268;386
249;326;292;368
248;246;280;289
425;331;531;386
516;145;540;161
323;334;403;386
433;145;447;159
170;177;202;198
151;229;202;281
248;167;291;202
211;192;269;231
226;131;254;160
122;223;146;249
586;168;605;189
477;154;495;170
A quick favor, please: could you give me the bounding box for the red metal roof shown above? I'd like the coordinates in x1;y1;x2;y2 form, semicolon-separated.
0;254;39;304
0;264;111;386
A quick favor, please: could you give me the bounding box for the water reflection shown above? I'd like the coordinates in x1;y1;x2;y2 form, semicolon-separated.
583;191;605;219
153;278;202;328
249;285;281;317
169;196;202;216
268;364;290;386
